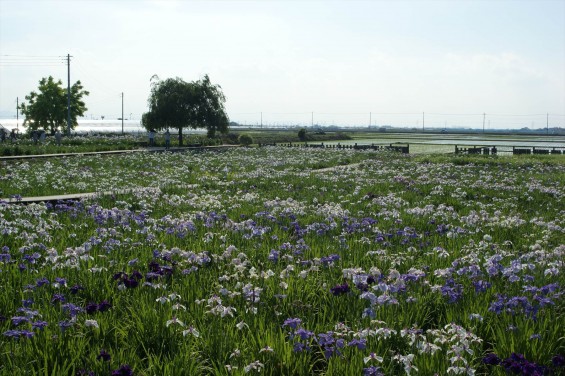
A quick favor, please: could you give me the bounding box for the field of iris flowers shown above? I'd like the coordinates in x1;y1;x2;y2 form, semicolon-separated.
0;147;564;375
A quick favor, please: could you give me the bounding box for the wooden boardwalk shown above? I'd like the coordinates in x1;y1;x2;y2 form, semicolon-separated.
2;192;100;204
1;188;160;204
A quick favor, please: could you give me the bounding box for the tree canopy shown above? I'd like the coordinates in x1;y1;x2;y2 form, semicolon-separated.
20;76;89;135
141;74;229;145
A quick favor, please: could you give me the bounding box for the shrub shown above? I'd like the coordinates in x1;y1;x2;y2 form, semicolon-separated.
238;134;254;146
298;128;307;141
224;133;240;144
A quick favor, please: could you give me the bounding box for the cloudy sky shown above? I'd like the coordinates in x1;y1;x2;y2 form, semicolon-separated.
1;0;564;129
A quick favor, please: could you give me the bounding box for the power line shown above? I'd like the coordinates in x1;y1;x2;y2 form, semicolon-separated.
231;111;565;117
427;112;483;116
0;55;66;67
1;54;62;57
488;113;557;117
0;63;64;66
228;111;565;129
73;59;123;98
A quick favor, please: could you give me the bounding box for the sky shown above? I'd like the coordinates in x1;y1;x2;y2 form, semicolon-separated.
1;0;564;129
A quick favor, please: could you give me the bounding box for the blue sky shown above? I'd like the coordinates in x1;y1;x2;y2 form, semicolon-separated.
1;0;564;129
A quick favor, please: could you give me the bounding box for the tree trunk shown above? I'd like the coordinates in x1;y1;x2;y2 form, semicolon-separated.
178;127;183;146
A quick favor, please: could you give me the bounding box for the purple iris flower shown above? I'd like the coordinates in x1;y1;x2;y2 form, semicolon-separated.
111;364;133;376
123;278;139;288
483;353;501;365
70;285;84;294
97;349;111;362
98;300;112;312
85;302;99;314
11;316;29;326
62;303;84;316
320;254;340;266
283;318;302;330
268;250;279;263
330;283;350;296
4;329;34;339
348;339;367;350
32;321;48;330
59;320;74;332
500;353;547;375
295;328;314;340
552;354;565;367
473;280;491;293
293;342;310;353
316;332;335;346
51;293;66;304
35;277;49;287
363;366;385;376
76;370;95;376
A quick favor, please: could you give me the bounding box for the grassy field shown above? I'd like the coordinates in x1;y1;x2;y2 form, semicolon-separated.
0;147;564;375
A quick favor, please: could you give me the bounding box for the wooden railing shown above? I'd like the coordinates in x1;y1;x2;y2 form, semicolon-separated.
455;145;564;155
258;142;410;154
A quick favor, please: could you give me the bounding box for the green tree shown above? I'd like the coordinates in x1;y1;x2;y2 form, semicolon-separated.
298;128;307;141
20;76;89;135
141;74;229;146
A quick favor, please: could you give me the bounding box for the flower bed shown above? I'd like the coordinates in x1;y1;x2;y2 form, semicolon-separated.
0;148;563;375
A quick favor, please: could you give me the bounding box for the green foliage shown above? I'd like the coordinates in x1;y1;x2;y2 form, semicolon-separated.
223;133;240;145
238;134;253;146
19;76;89;135
298;128;307;141
0;134;142;157
141;74;229;145
221;130;352;145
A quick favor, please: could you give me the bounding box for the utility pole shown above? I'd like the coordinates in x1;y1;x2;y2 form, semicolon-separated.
67;54;71;136
311;112;314;127
121;92;124;134
422;112;425;133
547;113;549;135
369;112;372;127
483;113;486;133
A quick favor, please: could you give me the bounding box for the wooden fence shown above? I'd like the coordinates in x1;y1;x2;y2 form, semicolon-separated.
258;142;564;156
258;142;410;154
455;145;564;155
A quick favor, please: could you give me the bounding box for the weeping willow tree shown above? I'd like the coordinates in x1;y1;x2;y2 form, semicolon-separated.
141;74;229;146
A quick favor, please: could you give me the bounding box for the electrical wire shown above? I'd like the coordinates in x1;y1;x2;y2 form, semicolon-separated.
0;55;67;66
